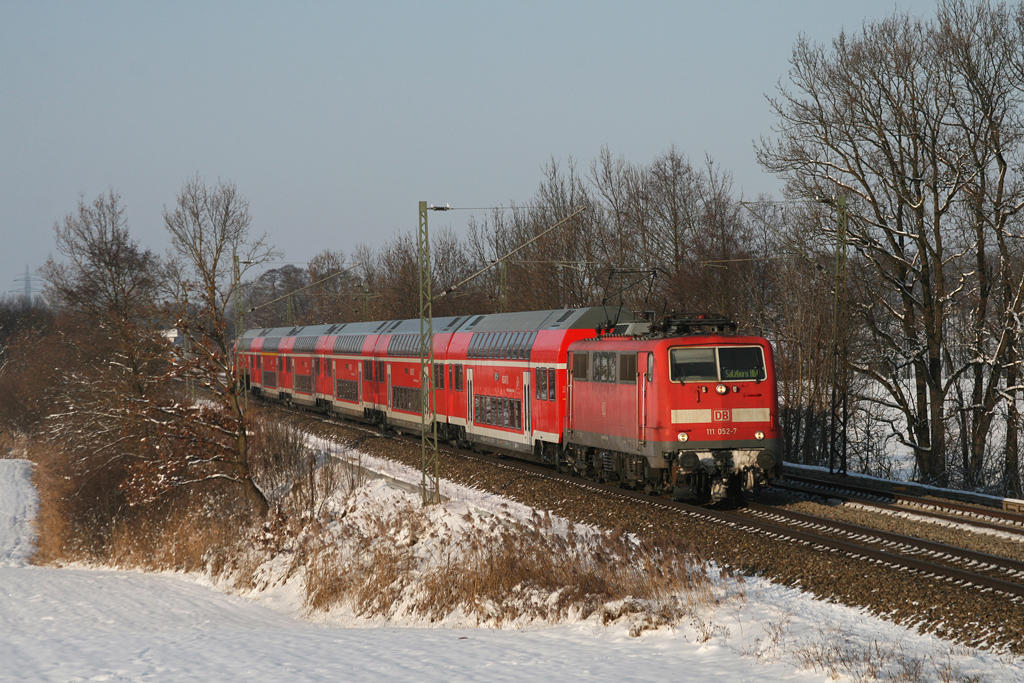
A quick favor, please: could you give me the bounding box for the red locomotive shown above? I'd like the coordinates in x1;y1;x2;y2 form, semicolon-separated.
237;308;781;503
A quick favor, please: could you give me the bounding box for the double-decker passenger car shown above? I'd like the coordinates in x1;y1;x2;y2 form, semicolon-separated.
236;308;780;503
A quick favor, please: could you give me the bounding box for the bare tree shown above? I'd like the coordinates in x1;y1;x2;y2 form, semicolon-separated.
157;176;280;515
41;191;165;396
306;248;359;324
758;1;1024;489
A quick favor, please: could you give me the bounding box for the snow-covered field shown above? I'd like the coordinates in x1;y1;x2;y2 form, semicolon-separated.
2;456;1022;682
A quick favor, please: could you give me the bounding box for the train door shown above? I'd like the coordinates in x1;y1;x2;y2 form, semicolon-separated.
523;370;532;438
637;352;649;448
466;367;474;432
566;353;573;435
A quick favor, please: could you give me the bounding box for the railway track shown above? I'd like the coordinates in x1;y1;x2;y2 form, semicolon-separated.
456;452;1024;601
277;403;1024;603
775;474;1024;537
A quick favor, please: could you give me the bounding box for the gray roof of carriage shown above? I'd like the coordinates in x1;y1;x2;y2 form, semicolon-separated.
242;307;633;340
458;306;634;333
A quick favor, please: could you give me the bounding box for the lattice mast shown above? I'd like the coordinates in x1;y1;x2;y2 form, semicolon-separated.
418;201;441;505
827;195;849;475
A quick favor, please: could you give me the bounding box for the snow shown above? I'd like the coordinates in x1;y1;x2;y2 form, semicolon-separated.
0;459;37;567
2;457;1023;682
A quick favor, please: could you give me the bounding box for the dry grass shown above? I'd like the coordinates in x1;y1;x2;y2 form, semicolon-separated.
301;499;725;633
19;408;343;573
20;428;253;571
786;623;986;683
20;437;73;563
249;410;355;522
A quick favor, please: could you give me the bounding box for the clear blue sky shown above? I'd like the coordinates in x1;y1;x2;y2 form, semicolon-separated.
1;0;935;296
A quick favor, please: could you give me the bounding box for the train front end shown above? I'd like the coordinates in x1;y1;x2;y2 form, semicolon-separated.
654;330;781;503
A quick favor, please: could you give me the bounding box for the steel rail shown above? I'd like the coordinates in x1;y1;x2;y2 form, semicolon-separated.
777;477;1024;537
744;502;1024;580
785;474;1024;523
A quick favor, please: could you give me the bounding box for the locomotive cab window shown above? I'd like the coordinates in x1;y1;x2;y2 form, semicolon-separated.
669;346;765;383
719;346;766;381
669;348;716;382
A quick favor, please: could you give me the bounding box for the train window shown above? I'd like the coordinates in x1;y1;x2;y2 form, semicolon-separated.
572;352;588;381
547;368;556;400
619;354;637;383
326;360;332;378
287;358;293;373
592;352;616;383
363;359;372;379
278;357;283;372
498;331;509;359
434;363;445;389
495;332;508;359
314;358;320;376
494;332;506;360
454;364;464;391
718;347;766;381
670;348;718;382
536;367;546;400
507;331;521;360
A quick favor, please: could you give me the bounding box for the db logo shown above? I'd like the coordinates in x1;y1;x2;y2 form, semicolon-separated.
713;409;731;422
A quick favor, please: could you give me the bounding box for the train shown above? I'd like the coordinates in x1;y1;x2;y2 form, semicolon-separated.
236;307;781;504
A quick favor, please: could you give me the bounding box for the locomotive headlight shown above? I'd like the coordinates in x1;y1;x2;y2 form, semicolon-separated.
754;431;765;440
716;384;728;395
677;431;689;442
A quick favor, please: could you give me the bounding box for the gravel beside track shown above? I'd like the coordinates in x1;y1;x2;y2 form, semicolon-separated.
284;410;1024;654
759;489;1024;565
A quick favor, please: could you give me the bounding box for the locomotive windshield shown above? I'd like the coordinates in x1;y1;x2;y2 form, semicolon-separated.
669;348;717;381
670;346;766;382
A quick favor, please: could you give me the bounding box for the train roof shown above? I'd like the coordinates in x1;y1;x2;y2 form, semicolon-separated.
241;306;635;342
